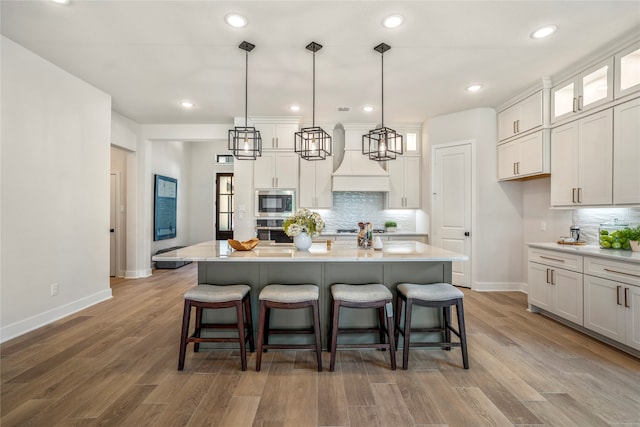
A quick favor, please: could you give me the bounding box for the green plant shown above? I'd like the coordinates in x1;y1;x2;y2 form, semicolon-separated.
385;221;397;228
624;226;640;242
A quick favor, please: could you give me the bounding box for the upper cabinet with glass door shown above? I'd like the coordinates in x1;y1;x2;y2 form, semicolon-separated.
551;58;613;124
615;41;640;100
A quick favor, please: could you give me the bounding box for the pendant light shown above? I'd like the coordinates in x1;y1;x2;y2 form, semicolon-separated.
362;43;403;161
295;42;332;161
228;41;262;160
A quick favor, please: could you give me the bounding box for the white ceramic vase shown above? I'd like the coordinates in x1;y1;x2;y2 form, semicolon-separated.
630;240;640;252
293;232;312;251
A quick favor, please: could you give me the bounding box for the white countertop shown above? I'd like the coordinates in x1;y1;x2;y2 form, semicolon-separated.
152;240;467;263
527;242;640;264
321;231;428;237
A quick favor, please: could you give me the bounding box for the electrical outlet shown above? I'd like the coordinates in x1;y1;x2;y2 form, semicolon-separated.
540;221;547;231
51;283;59;296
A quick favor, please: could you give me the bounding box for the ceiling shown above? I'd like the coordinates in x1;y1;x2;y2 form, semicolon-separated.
2;1;639;126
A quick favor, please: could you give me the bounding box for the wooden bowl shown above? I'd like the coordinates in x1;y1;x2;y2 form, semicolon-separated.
227;238;260;251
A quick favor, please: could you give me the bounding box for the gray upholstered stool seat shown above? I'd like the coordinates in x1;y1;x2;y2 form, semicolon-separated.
329;283;396;371
397;282;464;301
178;284;254;371
395;282;468;370
331;284;392;302
185;284;251;303
256;284;322;372
259;284;318;303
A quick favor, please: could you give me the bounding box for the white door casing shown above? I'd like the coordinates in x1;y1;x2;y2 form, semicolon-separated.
110;173;117;277
432;142;472;288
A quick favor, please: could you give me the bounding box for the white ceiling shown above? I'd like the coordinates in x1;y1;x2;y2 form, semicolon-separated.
2;1;639;125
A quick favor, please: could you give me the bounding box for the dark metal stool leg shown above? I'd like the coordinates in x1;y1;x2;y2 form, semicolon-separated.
312;300;323;372
329;299;341;372
386;302;396;370
178;299;191;370
235;300;247;371
244;295;255;352
402;298;413;370
457;298;469;369
256;300;267;371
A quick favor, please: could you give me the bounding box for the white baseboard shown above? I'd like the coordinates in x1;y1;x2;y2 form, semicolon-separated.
0;289;113;343
124;268;152;279
472;281;528;293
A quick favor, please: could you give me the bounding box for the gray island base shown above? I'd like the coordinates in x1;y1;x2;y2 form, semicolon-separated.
153;240;468;350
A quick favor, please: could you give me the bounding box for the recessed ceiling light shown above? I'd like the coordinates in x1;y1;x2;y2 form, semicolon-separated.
531;25;557;39
382;15;404;29
466;84;483;92
180;101;195;109
362;106;374;113
289;105;301;112
225;13;248;28
52;0;70;4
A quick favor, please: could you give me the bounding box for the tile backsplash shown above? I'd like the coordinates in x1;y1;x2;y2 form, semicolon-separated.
316;192;416;232
571;207;640;244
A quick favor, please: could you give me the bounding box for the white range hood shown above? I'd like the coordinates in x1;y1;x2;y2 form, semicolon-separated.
332;126;390;192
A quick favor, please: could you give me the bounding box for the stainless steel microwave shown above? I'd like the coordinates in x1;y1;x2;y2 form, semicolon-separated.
255;190;295;217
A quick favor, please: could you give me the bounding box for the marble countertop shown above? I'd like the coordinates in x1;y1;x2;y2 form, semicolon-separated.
527;242;640;264
152;240;467;263
321;231;428;237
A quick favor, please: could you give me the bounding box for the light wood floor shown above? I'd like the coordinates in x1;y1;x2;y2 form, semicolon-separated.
2;263;639;427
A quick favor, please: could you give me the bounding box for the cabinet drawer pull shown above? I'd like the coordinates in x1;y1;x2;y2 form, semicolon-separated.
540;255;565;263
572;188;576;203
617;285;622;306
546;268;551;284
513;121;517;134
625;287;630;308
577;187;582;203
578;95;583;111
550;269;555;285
572;97;578;113
603;268;640;279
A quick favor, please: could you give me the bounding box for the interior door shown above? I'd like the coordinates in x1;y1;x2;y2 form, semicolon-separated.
432;143;472;288
216;173;234;240
109;173;117;277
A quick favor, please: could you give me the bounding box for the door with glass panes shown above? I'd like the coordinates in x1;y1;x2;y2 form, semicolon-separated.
216;173;234;240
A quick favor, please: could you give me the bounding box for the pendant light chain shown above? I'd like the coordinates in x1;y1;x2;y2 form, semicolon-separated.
362;42;402;161
244;49;248;128
294;41;332;161
228;41;262;160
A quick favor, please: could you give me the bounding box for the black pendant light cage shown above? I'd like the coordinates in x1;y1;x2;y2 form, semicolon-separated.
295;42;332;161
228;41;262;160
363;43;403;161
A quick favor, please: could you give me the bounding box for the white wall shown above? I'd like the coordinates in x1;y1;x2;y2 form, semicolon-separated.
150;140;191;255
427;108;525;291
1;36;112;342
189;141;233;243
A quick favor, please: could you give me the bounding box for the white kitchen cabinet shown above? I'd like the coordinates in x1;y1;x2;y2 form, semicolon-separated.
497;130;549;180
583;256;640;351
299;157;333;208
528;248;584;325
550;109;613;206
387;156;420;208
498;90;543;142
613;98;640;205
254;122;298;150
552;58;614;123
253;152;298;189
615;41;640;99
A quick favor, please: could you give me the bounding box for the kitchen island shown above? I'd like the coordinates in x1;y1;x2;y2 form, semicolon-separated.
153;240;468;349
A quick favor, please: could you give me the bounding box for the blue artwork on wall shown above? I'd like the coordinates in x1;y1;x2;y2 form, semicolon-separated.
154;174;177;241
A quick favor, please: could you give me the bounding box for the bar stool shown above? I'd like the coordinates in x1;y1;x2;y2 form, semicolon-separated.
256;284;322;372
395;282;469;370
329;284;396;371
178;284;254;371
